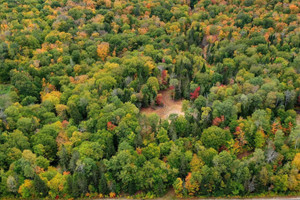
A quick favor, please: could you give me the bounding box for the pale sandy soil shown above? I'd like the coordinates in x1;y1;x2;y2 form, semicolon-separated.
140;90;184;119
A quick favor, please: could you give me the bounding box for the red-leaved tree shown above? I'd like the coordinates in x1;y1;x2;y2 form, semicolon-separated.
107;121;116;131
190;86;201;100
156;94;163;106
161;70;168;85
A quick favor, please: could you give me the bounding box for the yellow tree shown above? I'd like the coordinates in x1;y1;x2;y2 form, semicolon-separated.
18;179;34;198
185;172;201;196
55;104;68;120
97;42;110;61
173;178;184;197
190;154;204;172
292;153;300;170
41;91;61;106
47;172;66;198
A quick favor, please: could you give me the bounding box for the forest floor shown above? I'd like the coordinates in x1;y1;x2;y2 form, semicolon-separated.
140;89;184;119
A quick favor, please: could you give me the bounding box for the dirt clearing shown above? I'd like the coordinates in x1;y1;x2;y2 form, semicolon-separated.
140;89;184;119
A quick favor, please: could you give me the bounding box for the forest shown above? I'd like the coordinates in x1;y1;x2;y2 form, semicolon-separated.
0;0;299;199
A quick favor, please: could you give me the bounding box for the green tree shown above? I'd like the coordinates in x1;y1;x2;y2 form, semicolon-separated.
33;174;48;197
174;115;189;137
99;173;109;195
10;70;40;99
7;130;30;151
200;126;231;150
58;145;69;172
212;100;237;125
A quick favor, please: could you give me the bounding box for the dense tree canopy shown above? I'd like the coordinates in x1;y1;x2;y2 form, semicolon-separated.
0;0;299;198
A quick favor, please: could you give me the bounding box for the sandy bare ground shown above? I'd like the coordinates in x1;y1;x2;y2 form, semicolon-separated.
140;90;184;119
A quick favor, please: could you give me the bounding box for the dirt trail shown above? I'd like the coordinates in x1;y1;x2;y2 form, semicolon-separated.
140;90;184;119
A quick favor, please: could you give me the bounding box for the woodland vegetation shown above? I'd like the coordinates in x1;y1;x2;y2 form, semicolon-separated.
0;0;300;199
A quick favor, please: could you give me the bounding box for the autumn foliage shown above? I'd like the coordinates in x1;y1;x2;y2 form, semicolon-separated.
97;42;110;61
190;86;200;100
156;94;163;106
107;121;116;131
0;0;299;199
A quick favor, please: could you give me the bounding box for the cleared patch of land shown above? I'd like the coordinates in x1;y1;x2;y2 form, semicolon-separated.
140;89;184;119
